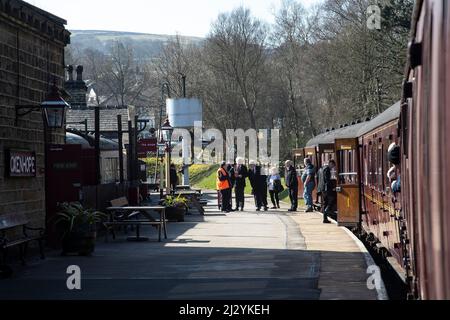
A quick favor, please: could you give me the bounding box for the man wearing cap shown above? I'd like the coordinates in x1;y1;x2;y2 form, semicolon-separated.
285;160;298;212
234;157;248;211
226;161;236;211
217;161;232;213
302;158;316;212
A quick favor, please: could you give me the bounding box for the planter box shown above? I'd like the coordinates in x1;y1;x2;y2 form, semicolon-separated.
62;231;97;256
165;206;186;222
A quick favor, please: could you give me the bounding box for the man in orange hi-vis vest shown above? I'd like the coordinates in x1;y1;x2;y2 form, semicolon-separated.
217;161;232;213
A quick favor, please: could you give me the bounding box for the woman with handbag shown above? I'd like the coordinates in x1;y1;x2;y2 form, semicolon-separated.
267;167;283;209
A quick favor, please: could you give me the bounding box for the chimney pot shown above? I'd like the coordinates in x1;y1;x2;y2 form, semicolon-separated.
67;65;74;81
76;65;83;81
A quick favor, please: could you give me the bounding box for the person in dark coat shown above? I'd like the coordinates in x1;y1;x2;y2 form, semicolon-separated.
234;157;248;211
248;160;268;211
170;163;178;193
259;165;269;210
285;160;298;212
226;161;236;211
322;160;337;223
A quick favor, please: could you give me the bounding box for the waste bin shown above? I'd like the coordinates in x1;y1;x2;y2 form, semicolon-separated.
128;186;140;205
140;183;149;201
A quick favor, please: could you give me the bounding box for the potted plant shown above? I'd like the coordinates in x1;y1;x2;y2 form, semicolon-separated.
162;195;188;222
53;202;107;256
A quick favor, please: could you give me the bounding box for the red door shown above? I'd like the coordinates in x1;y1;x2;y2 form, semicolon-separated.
45;144;83;247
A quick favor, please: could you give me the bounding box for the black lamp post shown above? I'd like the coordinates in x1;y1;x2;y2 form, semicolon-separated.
161;119;174;195
16;84;69;128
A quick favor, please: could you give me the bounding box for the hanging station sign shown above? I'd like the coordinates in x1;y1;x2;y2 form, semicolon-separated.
5;149;36;177
137;138;157;158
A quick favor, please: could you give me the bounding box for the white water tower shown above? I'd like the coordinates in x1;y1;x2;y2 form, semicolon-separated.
166;97;203;185
166;98;202;128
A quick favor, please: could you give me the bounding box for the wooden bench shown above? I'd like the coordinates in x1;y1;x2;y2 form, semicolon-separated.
0;213;45;266
103;197;140;240
109;197;141;219
105;197;167;242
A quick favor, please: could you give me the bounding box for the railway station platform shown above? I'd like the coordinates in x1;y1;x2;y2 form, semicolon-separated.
0;191;383;300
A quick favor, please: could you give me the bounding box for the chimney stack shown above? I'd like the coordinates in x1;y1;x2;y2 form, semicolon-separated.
76;65;83;81
67;65;74;81
64;65;87;109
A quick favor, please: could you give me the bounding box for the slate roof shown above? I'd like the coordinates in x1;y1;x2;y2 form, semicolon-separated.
306;122;367;147
66;108;130;132
357;101;401;137
305;101;401;147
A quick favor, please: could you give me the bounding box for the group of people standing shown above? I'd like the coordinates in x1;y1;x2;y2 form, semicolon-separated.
217;156;338;218
284;158;317;213
217;158;284;213
217;157;337;223
282;158;337;223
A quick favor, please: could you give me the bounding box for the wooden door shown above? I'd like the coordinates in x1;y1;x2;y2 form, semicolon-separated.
335;138;361;227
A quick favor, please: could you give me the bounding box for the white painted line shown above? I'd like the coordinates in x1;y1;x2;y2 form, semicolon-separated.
340;226;389;300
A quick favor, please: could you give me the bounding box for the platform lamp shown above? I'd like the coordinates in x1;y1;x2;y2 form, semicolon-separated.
161;118;174;195
156;141;166;198
15;84;69;128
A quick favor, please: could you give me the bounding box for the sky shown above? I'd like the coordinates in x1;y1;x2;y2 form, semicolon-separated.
25;0;323;37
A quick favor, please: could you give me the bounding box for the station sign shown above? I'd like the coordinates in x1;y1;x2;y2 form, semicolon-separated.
138;138;157;158
5;149;36;177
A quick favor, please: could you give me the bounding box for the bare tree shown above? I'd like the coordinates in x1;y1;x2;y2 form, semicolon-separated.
271;0;318;146
92;41;150;107
205;7;268;129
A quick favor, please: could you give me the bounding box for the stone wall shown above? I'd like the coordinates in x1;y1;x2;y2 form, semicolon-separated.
0;0;70;228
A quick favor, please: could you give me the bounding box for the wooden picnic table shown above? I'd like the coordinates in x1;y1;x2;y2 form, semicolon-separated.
105;206;167;242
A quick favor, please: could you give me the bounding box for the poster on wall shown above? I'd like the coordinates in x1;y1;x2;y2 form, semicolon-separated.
5;149;36;177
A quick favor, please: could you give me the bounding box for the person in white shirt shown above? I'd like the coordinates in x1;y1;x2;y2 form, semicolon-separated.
267;167;282;209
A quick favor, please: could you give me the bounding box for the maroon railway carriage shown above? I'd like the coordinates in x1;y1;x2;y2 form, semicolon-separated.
357;102;403;278
304;103;405;280
300;0;450;300
400;0;450;300
304;121;367;224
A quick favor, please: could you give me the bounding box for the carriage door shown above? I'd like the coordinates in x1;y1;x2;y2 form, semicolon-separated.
335;138;361;227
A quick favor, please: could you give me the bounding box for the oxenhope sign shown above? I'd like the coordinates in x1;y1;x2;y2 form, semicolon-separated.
5;149;36;177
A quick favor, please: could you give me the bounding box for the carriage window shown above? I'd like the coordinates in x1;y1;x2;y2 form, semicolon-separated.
378;145;383;190
364;145;368;185
368;143;373;185
382;143;388;191
337;149;358;185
